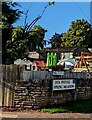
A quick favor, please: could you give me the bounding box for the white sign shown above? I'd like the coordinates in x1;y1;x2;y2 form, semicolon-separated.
53;71;64;76
53;79;75;91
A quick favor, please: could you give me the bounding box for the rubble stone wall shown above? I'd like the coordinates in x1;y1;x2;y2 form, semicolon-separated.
15;79;92;109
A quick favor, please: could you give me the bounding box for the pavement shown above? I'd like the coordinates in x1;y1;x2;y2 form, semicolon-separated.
0;111;92;119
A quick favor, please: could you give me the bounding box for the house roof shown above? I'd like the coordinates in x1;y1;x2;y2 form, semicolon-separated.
73;47;91;56
28;52;39;59
43;47;91;53
14;58;32;65
43;47;76;52
42;47;91;57
28;51;46;61
32;60;46;68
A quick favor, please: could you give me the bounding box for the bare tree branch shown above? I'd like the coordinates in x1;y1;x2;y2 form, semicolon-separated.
25;2;55;31
7;2;55;48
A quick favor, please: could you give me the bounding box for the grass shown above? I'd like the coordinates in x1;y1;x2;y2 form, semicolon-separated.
40;99;92;114
40;107;69;114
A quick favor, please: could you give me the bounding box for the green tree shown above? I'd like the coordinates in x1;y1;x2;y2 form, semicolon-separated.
30;25;47;51
2;2;54;64
48;33;62;47
6;25;47;63
61;19;92;47
2;2;22;64
6;26;28;62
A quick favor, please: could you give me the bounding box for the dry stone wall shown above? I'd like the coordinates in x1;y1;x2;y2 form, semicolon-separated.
1;65;92;109
14;78;92;109
15;80;52;109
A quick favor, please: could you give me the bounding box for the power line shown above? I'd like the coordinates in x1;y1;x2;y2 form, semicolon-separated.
73;0;90;24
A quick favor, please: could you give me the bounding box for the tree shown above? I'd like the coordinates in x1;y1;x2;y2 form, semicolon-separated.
48;33;62;47
6;26;27;62
2;2;22;64
61;19;92;47
6;25;47;63
29;25;47;51
2;2;54;64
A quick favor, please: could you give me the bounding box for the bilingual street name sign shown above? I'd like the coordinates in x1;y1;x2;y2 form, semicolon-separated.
53;79;75;91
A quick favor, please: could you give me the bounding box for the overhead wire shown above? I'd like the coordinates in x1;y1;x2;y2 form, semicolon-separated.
73;0;90;24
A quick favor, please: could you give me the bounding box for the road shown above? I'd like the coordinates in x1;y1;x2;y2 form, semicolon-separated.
0;110;92;120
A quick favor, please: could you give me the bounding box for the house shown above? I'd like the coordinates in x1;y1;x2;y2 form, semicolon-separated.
28;52;39;59
14;58;32;70
27;47;92;71
73;47;91;56
28;51;46;62
31;60;46;71
42;46;91;61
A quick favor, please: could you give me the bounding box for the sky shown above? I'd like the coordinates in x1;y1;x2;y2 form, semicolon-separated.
13;1;91;47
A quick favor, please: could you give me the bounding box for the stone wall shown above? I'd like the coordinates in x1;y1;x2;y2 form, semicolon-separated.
15;80;52;109
14;79;92;109
75;79;92;99
52;79;92;105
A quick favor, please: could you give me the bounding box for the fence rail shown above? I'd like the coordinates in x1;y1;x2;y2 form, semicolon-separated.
23;70;92;80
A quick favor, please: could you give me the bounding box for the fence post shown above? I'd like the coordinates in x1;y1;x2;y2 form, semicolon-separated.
19;65;24;81
0;65;2;107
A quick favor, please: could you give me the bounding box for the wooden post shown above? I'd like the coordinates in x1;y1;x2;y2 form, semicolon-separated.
0;65;3;107
6;65;10;106
19;65;24;81
51;79;53;107
12;65;17;107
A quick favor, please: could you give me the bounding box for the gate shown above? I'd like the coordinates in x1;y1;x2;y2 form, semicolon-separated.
1;65;21;107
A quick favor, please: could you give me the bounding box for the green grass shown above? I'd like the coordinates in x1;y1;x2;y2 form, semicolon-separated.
41;107;69;114
40;99;92;114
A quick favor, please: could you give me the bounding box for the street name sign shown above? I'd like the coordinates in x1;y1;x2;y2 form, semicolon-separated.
53;79;75;91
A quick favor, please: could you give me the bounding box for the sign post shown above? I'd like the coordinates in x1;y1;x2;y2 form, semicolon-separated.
53;79;75;91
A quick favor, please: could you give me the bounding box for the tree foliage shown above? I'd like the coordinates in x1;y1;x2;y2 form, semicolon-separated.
6;26;27;62
2;2;23;64
49;33;62;47
61;19;92;47
29;25;47;51
4;24;47;64
2;2;54;64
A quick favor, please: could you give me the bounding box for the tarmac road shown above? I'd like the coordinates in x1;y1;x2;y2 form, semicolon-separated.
1;111;92;120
